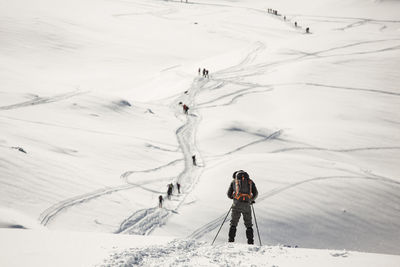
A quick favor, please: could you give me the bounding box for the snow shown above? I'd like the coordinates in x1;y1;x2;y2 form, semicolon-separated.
0;229;172;267
1;229;399;267
1;0;400;265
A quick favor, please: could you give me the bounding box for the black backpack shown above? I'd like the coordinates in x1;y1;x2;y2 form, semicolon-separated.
233;171;253;201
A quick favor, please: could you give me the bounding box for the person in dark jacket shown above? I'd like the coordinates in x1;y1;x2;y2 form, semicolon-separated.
183;104;189;114
227;170;258;244
167;183;173;199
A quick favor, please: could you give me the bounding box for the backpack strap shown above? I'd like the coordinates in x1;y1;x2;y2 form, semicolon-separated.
235;178;239;199
249;179;253;198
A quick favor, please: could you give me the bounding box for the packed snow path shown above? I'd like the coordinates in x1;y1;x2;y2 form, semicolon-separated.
115;76;210;235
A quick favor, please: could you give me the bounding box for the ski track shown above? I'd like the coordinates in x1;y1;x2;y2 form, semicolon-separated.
144;143;180;152
305;83;400;97
114;77;211;235
271;146;400;154
188;175;400;240
121;159;183;184
39;184;136;226
0;90;86;111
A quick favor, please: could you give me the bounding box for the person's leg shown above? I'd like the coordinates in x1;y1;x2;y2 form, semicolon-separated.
229;205;241;242
243;204;254;244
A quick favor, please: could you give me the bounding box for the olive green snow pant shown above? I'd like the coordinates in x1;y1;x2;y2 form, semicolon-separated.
230;201;253;228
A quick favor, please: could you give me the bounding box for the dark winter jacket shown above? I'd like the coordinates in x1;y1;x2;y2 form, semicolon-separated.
227;179;258;202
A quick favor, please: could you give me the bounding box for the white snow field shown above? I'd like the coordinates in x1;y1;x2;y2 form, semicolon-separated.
1;0;400;265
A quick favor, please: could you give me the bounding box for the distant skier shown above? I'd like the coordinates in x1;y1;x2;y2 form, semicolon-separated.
198;68;201;75
167;183;173;199
205;69;209;78
183;104;189;114
306;27;310;34
227;170;258;244
159;195;164;208
294;21;297;27
177;182;181;194
202;68;206;77
192;155;197;166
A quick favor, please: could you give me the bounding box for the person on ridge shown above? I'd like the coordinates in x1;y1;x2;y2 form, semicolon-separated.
227;170;258;244
159;195;164;208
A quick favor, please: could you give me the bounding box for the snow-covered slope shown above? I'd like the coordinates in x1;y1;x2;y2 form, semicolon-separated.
1;229;400;267
1;0;400;265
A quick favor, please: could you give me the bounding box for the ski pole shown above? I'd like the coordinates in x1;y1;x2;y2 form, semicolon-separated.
251;204;262;246
211;206;232;245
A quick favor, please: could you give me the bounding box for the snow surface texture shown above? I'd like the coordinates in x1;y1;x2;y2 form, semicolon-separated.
100;239;400;267
1;229;399;267
1;0;400;265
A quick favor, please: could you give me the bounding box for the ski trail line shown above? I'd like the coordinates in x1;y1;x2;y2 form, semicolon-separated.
39;184;135;226
0;90;87;111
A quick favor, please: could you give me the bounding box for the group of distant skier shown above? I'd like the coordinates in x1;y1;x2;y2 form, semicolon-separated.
199;68;210;78
158;182;181;208
177;68;211;116
158;153;198;207
267;8;310;33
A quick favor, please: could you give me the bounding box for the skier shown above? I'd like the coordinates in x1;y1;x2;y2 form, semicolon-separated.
294;21;297;27
159;195;164;208
183;104;189;114
167;183;173;199
202;68;206;77
227;170;258;244
192;155;197;166
177;182;181;194
198;68;201;75
306;27;310;34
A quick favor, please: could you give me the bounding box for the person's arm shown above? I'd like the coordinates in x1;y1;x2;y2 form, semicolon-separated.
252;182;258;200
227;181;234;199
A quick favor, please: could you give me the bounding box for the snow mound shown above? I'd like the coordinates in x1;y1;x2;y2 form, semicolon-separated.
98;239;400;267
99;239;279;266
0;207;42;229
